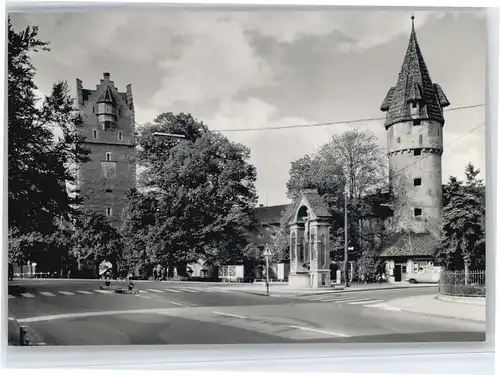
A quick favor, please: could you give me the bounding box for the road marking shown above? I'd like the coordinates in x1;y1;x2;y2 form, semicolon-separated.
39;292;56;297
139;290;149;294
163;288;182;293
94;290;112;294
345;299;383;305
178;288;199;293
8;295;15;299
76;290;94;295
58;291;75;296
137;295;151;299
364;303;402;312
17;308;188;323
289;325;349;337
21;293;35;298
146;289;164;293
212;311;247;319
170;301;189;307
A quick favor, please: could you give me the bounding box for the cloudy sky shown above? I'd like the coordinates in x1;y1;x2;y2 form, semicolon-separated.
10;8;486;206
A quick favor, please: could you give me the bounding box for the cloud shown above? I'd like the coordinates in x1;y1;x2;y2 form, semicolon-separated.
8;9;487;206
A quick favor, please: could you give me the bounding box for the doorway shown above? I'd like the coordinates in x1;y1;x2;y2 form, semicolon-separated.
394;265;402;282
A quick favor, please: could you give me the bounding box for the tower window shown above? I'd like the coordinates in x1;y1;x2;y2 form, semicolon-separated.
105;207;112;217
412;102;418;108
93;130;97;139
118;132;123;141
414;178;422;186
414;208;422;217
414;149;421;156
106;152;112;161
93;106;95;114
413;120;421;126
105;189;112;193
104;121;112;130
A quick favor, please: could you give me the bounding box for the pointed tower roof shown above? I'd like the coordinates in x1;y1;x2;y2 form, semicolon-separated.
97;85;116;104
380;16;450;128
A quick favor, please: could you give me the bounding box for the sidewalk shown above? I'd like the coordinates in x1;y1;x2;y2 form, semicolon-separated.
220;282;437;297
382;294;486;323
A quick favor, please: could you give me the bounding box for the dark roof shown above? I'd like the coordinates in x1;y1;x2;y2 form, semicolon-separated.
301;189;331;218
254;204;289;225
381;17;450;129
82;89;93;102
380;231;440;258
97;85;116;104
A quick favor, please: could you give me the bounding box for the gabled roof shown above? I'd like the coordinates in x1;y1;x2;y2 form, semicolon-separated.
381;16;450;129
254;204;289;225
287;189;331;224
97;85;116;104
380;231;440;258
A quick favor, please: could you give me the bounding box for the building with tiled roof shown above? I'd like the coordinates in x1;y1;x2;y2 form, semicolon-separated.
379;16;449;282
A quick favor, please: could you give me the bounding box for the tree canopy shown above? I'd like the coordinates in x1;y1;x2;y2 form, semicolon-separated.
437;163;485;271
8;18;90;263
122;113;258;275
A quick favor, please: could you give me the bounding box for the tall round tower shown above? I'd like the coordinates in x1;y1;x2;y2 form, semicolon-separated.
380;16;450;238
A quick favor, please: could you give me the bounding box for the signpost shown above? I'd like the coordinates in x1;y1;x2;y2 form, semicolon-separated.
262;245;273;296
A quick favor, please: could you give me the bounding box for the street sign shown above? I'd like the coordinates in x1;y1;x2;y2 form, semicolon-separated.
262;245;272;258
348;247;354;251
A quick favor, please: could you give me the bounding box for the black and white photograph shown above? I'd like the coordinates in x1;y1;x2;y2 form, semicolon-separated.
7;7;487;346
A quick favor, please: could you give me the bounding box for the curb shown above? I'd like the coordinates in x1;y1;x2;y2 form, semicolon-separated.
230;284;436;297
437;293;486;306
392;306;486;324
8;317;46;346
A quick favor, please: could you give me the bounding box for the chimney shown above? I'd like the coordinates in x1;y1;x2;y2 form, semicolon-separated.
103;72;110;80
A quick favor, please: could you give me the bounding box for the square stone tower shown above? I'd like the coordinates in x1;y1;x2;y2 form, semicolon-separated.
75;72;136;226
380;16;450;239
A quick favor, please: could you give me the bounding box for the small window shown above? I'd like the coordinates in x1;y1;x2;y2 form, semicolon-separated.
105;189;112;193
118;132;123;141
414;208;422;217
402;266;407;274
414;178;422;186
93;130;97;139
105;207;112;216
414;149;421;156
413;120;421;126
93;106;95;114
419;134;423;144
74;189;81;194
106;152;112;161
104;121;112;130
412;102;417;108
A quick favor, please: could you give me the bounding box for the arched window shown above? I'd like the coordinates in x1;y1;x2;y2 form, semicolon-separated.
299;237;304;262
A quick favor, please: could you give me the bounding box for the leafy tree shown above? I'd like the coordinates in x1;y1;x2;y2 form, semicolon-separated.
71;212;123;277
438;163;485;277
122;113;258;276
285;129;388;262
8;18;89;264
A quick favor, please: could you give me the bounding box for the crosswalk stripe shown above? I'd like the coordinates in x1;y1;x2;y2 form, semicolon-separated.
94;290;112;294
146;289;164;293
58;291;76;296
76;291;94;295
347;299;384;305
39;292;56;297
8;294;15;299
178;288;199;293
163;289;182;293
21;293;35;298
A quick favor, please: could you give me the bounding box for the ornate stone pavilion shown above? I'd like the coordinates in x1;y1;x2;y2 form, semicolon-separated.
287;189;332;289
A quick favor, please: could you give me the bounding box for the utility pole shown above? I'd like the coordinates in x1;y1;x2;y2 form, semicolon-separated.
344;189;350;287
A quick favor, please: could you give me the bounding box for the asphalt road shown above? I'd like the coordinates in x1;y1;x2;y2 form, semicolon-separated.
8;280;486;345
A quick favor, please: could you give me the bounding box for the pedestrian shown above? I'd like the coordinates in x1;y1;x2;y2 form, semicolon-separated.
160;267;165;281
153;268;157;281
